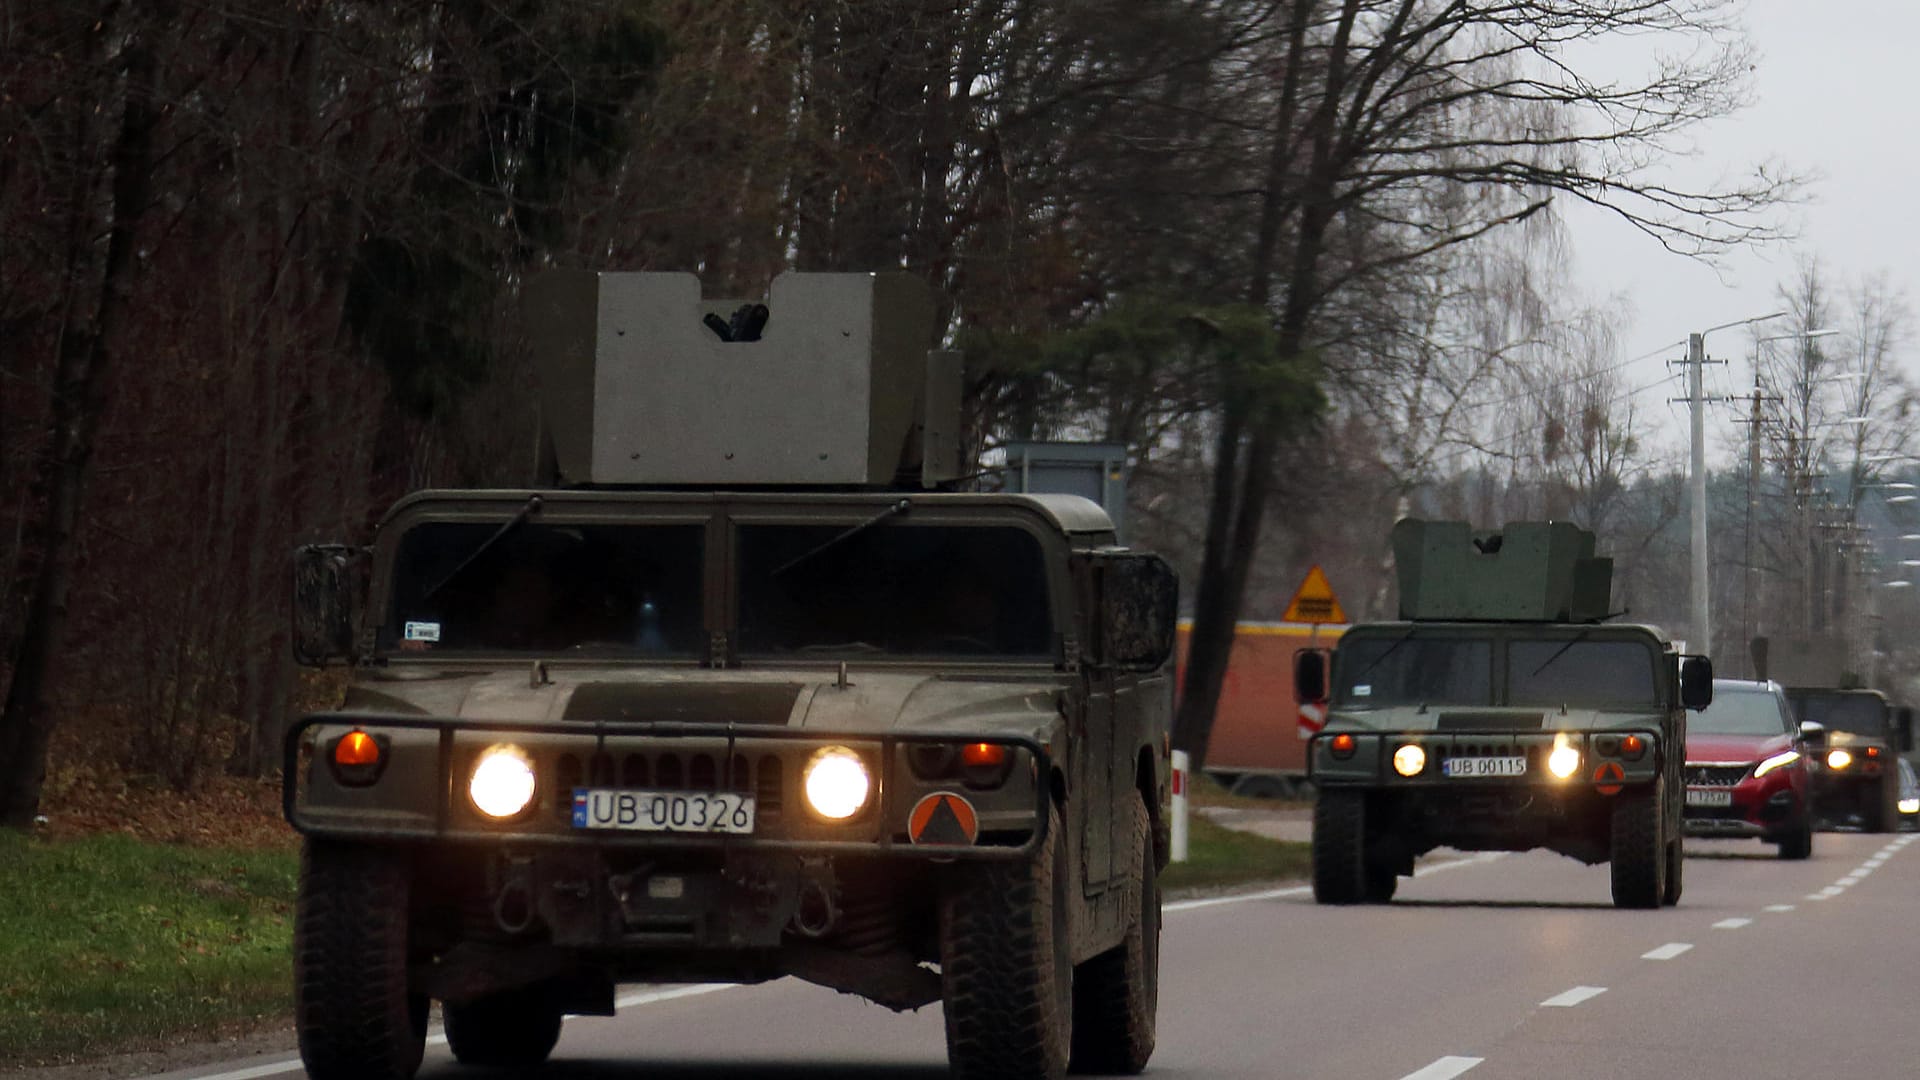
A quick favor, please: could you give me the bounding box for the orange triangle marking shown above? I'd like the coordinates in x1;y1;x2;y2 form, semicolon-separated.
909;792;979;845
1283;565;1348;625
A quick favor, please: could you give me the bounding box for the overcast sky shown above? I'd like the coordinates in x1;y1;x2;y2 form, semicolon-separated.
1562;0;1918;464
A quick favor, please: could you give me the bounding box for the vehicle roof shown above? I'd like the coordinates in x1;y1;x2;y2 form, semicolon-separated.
380;488;1118;537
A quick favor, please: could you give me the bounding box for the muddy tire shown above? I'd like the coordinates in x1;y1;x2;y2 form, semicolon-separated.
1609;788;1666;910
1069;794;1158;1075
295;842;427;1080
1312;789;1366;905
1660;836;1683;907
942;805;1073;1080
444;986;564;1068
1777;817;1814;860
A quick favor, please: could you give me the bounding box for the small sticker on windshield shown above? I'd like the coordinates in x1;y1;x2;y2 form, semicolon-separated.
404;621;442;643
1353;685;1371;697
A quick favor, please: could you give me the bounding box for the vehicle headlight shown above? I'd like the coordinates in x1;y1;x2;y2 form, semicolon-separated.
1753;750;1801;778
1827;749;1853;771
803;746;871;820
469;744;537;819
1900;797;1920;815
1547;735;1581;780
1393;744;1426;777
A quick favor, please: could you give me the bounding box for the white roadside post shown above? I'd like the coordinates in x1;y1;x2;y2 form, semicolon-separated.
1171;749;1190;863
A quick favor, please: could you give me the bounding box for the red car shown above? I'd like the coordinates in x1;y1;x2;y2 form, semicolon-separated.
1682;678;1814;859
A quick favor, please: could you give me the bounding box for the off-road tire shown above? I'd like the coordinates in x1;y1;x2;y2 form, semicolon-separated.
1609;788;1666;910
1365;863;1399;903
942;804;1073;1080
1660;836;1683;907
1777;817;1814;860
1069;794;1158;1075
1866;782;1897;834
295;841;427;1080
1312;789;1367;905
443;986;564;1068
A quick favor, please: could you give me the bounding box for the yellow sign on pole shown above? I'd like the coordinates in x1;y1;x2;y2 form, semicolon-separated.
1283;565;1348;625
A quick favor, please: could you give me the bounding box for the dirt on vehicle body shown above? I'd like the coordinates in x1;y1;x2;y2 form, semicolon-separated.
1298;520;1712;909
285;272;1176;1080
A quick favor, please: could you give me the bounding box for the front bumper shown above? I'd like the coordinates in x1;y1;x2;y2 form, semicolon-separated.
1680;761;1805;838
1307;728;1662;791
285;712;1049;862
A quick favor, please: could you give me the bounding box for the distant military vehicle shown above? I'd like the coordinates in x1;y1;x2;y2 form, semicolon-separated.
286;272;1177;1080
1295;520;1713;909
1788;688;1912;832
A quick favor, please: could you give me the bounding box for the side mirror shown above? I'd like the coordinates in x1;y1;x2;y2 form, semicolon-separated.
1798;720;1827;748
1295;649;1329;705
1097;552;1179;670
1899;707;1915;753
293;544;361;666
1679;655;1714;711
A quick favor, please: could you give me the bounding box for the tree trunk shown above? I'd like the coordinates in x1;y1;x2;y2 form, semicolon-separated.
1;13;162;827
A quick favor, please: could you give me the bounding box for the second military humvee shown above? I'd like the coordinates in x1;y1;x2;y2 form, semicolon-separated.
285;272;1177;1080
1788;687;1913;833
1296;520;1713;909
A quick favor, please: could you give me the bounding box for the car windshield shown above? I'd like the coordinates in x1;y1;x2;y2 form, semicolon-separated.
1692;687;1789;736
1506;640;1659;709
1788;692;1887;737
1336;636;1492;707
382;521;706;655
736;522;1054;658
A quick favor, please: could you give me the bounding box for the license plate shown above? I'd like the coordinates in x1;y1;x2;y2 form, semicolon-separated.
1443;756;1527;778
571;789;756;833
1685;788;1733;808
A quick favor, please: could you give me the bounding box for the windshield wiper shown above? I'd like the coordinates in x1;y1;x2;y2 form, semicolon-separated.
773;499;910;579
422;494;543;600
1529;626;1596;677
1352;626;1418;684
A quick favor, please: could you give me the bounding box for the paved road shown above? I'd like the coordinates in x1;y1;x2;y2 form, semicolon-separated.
141;830;1918;1080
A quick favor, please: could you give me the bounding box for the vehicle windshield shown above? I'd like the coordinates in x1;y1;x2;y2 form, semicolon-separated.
382;521;706;655
1336;636;1492;707
1692;686;1790;736
1507;640;1659;708
736;523;1054;658
1788;692;1887;738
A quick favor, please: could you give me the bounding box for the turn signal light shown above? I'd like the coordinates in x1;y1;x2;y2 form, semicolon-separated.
334;730;380;767
1621;734;1645;760
1330;733;1356;759
961;743;1008;768
1866;746;1881;759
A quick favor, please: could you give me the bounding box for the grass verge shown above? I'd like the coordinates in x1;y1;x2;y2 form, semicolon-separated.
0;832;298;1068
1161;814;1312;892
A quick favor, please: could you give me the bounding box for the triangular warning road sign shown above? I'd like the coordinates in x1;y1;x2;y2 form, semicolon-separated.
1283;565;1348;624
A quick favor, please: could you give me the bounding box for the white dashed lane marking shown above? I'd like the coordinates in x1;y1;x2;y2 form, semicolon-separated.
1712;917;1752;930
1642;942;1693;960
1540;985;1607;1008
1398;1055;1484;1080
1764;904;1795;912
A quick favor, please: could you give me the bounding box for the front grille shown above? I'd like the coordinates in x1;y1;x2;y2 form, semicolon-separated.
1433;743;1543;770
1437;712;1544;732
1685;764;1749;788
551;749;780;824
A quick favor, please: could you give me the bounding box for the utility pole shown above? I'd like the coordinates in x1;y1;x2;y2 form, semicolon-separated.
1688;332;1711;657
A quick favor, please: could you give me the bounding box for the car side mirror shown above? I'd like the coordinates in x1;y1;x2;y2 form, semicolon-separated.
1295;649;1329;705
1679;655;1713;711
1097;552;1179;671
293;544;362;666
1798;720;1827;748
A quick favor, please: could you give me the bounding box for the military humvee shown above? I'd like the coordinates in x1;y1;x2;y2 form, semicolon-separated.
285;272;1177;1080
1788;688;1913;832
1295;520;1713;909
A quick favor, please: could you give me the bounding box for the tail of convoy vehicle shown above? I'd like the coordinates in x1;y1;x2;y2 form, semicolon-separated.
284;271;1178;1080
1752;635;1915;833
1296;520;1713;909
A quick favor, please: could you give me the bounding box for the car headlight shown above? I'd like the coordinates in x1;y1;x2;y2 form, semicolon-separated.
1547;735;1581;780
1900;797;1920;815
1753;750;1801;778
1392;744;1426;777
469;744;537;819
803;746;872;820
1827;749;1853;771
